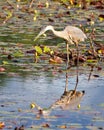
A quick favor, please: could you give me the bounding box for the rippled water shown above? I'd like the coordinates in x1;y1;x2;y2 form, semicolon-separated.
0;68;104;129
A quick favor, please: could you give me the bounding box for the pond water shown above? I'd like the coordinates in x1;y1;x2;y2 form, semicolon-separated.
0;69;104;129
0;0;104;129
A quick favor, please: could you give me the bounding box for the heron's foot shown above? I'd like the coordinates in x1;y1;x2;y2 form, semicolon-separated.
64;88;68;93
73;90;76;95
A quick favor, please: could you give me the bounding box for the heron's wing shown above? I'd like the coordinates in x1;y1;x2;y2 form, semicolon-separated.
65;26;87;43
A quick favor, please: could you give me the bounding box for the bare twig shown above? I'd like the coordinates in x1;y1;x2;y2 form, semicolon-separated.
29;0;35;8
88;65;94;81
6;0;16;9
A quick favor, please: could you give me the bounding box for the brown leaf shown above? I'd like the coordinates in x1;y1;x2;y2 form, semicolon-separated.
58;124;67;129
97;66;102;71
0;122;5;129
74;55;86;65
48;18;54;22
42;123;50;128
49;56;64;64
93;74;100;78
0;67;5;72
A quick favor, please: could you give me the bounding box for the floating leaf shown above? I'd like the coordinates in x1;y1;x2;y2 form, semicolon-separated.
90;20;95;25
99;14;104;22
2;61;9;65
43;46;51;53
30;103;36;109
33;16;37;21
33;10;39;21
45;2;49;8
77;104;80;109
42;123;50;128
70;0;74;5
6;11;12;18
13;50;24;57
34;10;38;14
35;46;43;55
98;49;102;54
86;59;97;63
58;124;67;129
50;50;54;55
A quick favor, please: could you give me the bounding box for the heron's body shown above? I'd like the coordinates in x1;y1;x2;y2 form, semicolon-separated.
34;25;87;92
34;25;87;44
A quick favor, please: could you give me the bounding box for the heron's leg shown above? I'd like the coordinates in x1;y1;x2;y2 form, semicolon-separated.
74;43;79;93
90;38;96;57
66;42;69;68
64;42;69;92
65;71;68;92
88;65;94;81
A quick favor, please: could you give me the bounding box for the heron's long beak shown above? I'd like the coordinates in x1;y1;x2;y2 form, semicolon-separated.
34;33;42;42
34;34;40;42
34;28;46;42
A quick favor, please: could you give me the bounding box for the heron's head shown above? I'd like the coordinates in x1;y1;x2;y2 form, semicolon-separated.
34;25;54;42
45;25;54;31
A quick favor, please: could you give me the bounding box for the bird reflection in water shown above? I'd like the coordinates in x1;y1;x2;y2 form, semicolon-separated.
33;89;85;116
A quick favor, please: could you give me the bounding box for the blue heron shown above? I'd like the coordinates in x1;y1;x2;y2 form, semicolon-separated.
34;25;87;92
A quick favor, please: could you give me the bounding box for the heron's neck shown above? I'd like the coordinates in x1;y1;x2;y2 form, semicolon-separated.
51;29;66;39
